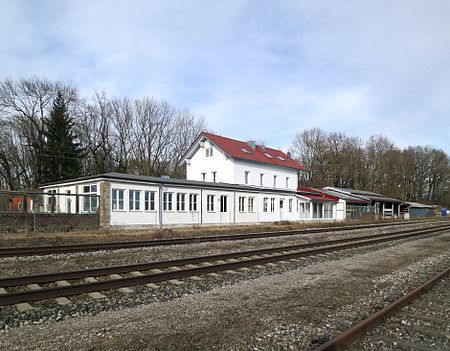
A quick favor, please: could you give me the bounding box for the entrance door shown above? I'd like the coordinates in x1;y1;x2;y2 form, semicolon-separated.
279;199;284;220
220;195;229;223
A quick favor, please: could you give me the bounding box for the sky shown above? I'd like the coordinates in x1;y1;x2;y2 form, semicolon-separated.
1;0;450;153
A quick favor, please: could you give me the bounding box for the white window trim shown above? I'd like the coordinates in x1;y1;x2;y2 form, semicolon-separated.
177;193;187;212
144;190;156;212
189;193;198;212
207;195;215;212
248;197;255;213
163;192;174;212
238;196;245;212
129;190;141;211
111;188;125;211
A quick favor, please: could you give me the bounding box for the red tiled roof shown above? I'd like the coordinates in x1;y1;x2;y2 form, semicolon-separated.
201;132;306;171
297;186;338;202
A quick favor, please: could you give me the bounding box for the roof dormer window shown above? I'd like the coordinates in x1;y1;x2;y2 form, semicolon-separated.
276;155;285;161
240;147;252;154
264;153;273;158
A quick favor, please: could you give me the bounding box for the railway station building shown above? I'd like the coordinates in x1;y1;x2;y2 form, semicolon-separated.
38;132;407;228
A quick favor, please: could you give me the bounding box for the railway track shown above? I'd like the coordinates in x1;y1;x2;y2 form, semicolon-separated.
0;220;443;257
1;224;449;308
314;266;450;351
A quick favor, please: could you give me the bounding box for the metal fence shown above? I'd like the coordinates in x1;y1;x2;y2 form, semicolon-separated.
0;190;100;233
346;205;379;221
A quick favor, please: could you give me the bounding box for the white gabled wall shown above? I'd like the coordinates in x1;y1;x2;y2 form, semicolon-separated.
186;139;299;190
186;139;235;183
233;159;298;190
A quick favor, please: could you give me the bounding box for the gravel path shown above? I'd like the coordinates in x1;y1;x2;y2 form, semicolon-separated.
1;230;449;350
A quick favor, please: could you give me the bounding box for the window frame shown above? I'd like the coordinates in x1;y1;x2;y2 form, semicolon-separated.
82;184;98;213
238;196;245;212
207;194;215;212
111;188;125;211
144;190;156;211
248;197;255;212
189;193;198;212
163;192;173;211
177;193;186;211
129;190;141;211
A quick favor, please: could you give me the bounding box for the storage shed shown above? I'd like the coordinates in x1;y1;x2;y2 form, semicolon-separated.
400;202;434;219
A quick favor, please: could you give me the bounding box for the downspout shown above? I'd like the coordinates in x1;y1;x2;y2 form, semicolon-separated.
159;184;164;229
233;191;236;224
200;189;203;225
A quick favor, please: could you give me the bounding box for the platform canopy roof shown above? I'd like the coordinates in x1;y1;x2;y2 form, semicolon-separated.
324;187;402;203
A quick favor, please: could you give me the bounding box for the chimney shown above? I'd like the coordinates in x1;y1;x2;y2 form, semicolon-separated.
287;151;292;158
247;140;256;150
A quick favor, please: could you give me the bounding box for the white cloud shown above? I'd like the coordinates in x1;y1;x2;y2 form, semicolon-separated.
1;0;449;152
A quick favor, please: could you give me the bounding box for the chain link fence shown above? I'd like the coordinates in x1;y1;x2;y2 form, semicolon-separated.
346;205;379;221
0;190;100;233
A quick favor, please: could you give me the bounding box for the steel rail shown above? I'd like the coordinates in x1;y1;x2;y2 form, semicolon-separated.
0;220;442;257
314;266;450;351
1;225;449;306
1;224;449;288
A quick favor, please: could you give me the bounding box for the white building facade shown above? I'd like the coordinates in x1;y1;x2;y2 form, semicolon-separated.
39;133;343;228
182;132;307;191
40;173;308;228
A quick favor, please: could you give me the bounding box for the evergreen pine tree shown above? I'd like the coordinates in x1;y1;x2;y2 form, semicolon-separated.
42;92;83;182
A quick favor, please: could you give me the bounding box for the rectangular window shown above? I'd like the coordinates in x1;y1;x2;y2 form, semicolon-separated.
201;172;206;181
289;199;293;212
305;203;311;218
163;192;173;211
263;198;268;212
220;195;227;213
129;190;141;210
189;194;198;211
212;171;217;183
273;175;277;188
83;184;98;213
245;171;250;184
248;197;254;212
324;203;333;219
206;148;213;157
271;198;275;212
177;193;186;211
239;196;245;212
145;191;155;211
112;189;124;210
207;195;215;212
286;177;289;188
260;173;264;186
313;202;323;219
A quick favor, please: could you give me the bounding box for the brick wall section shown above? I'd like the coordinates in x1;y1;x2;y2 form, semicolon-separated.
99;181;111;229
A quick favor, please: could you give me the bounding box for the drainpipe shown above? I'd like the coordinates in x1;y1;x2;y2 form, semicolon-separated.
200;189;203;225
233;191;236;224
159;184;164;229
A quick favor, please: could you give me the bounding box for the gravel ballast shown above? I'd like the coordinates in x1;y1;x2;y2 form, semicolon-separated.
0;230;449;350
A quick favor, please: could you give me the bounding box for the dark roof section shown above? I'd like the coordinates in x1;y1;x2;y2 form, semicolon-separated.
325;187;402;203
182;131;307;171
318;188;370;204
297;186;339;202
40;172;298;195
